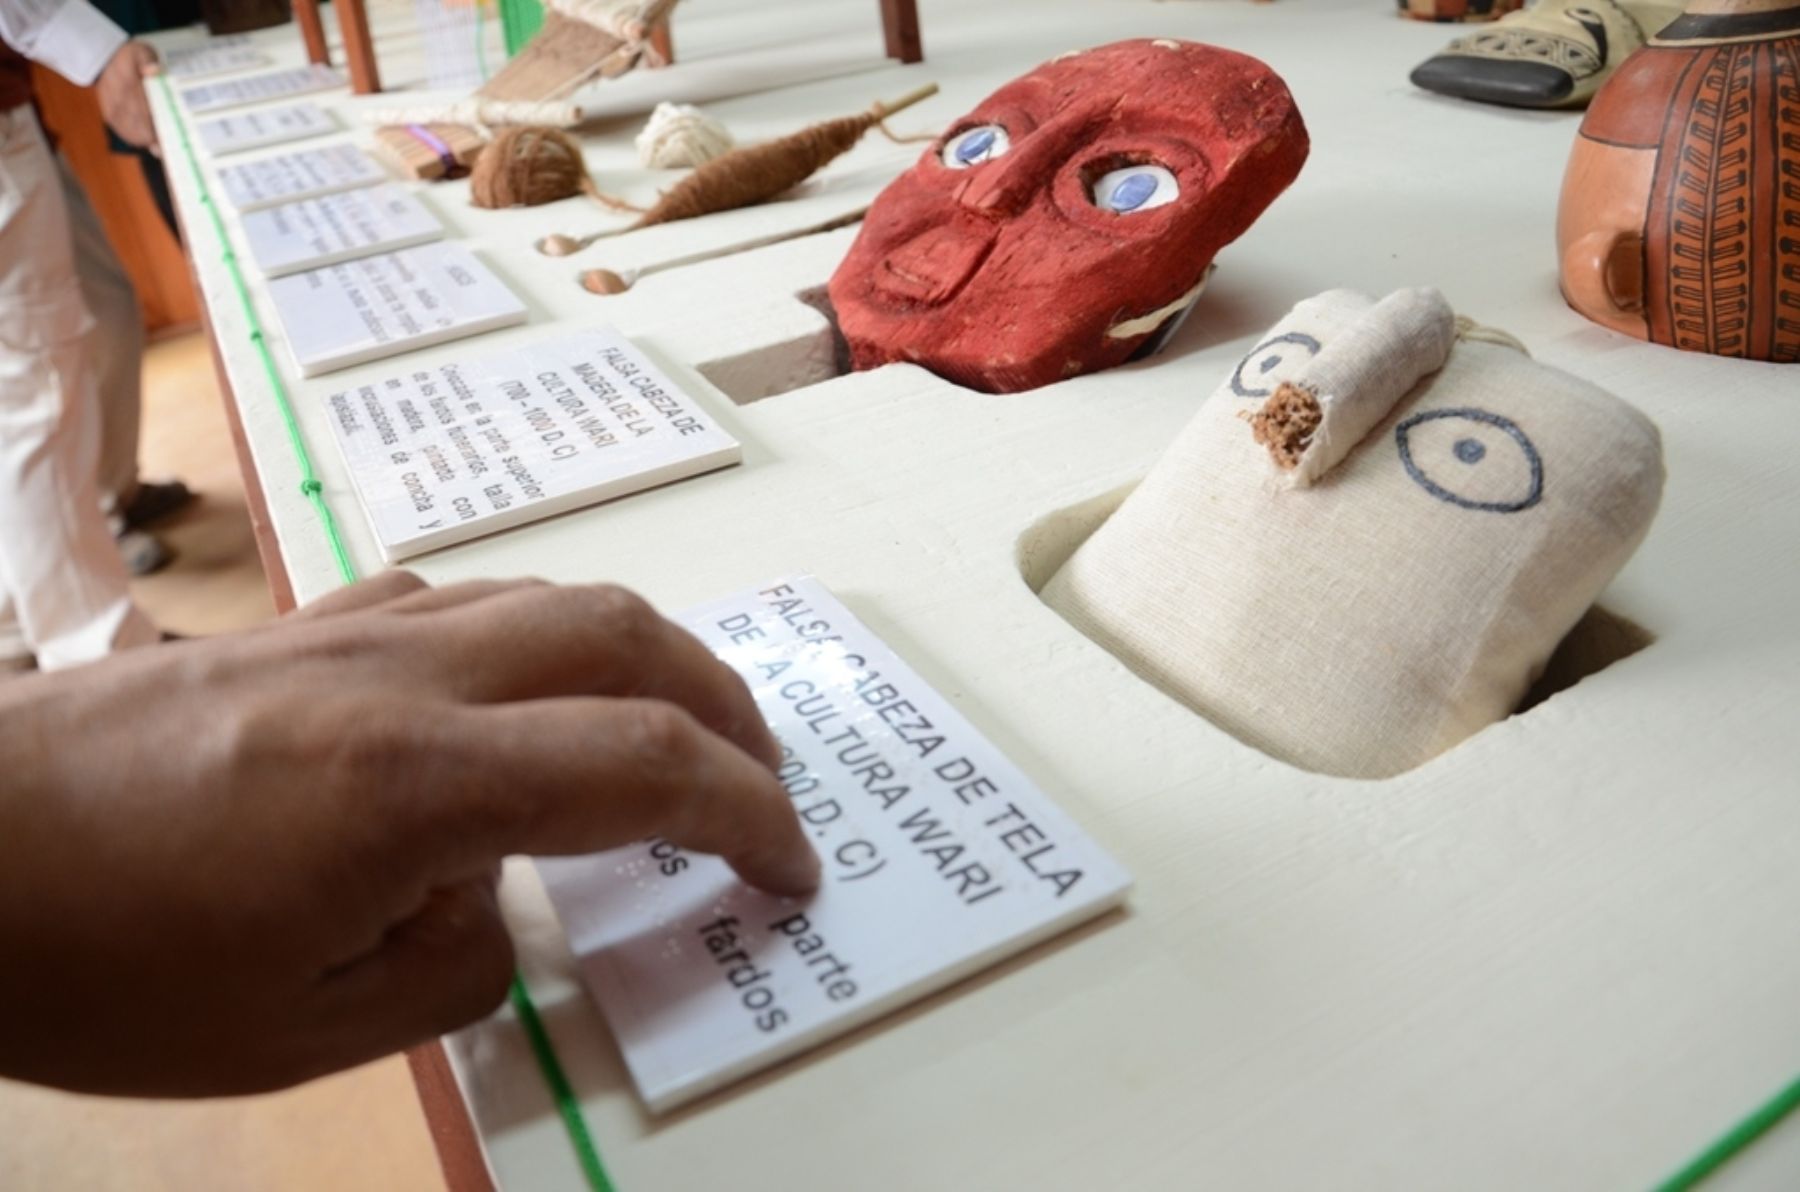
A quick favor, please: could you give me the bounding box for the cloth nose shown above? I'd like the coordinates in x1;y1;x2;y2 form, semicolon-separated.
953;103;1104;219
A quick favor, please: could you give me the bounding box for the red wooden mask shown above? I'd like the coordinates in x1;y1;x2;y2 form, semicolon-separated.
828;39;1309;394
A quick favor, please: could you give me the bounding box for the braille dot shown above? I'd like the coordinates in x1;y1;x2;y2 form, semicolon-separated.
956;128;996;163
1454;437;1487;464
1109;173;1159;212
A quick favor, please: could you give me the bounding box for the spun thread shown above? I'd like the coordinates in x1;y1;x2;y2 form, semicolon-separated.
613;108;880;236
155;74;613;1192
469;125;639;211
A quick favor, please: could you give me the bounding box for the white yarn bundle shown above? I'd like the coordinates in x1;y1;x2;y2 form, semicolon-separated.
365;99;585;130
635;102;734;168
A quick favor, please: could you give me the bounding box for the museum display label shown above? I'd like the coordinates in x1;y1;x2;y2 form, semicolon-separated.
163;37;269;79
324;327;740;559
197;103;337;156
242;184;444;277
269;242;527;377
219;143;390;212
181;64;345;114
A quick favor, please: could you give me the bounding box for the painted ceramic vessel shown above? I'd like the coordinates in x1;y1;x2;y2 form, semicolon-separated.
1557;0;1800;361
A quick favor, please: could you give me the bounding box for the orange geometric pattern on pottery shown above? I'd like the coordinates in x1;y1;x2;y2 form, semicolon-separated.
1581;47;1691;146
1643;39;1800;358
1774;39;1800;361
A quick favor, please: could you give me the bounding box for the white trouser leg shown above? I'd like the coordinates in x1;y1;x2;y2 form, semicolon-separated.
0;108;155;669
58;150;144;516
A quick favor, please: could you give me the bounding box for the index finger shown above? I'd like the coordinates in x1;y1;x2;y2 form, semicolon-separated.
389;583;783;772
403;697;818;897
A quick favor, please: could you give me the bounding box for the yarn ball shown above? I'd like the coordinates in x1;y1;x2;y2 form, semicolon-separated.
470;126;593;209
635;102;734;169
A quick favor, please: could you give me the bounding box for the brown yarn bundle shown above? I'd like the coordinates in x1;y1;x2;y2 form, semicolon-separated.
585;84;938;240
469;126;639;210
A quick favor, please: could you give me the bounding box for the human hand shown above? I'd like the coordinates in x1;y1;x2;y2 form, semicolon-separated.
95;41;160;152
0;573;817;1097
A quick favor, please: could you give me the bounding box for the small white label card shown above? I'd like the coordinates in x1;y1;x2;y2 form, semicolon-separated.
197;103;337;156
181;64;344;114
323;328;741;559
270;243;526;378
163;37;269;79
219;143;388;212
537;576;1133;1112
241;184;443;277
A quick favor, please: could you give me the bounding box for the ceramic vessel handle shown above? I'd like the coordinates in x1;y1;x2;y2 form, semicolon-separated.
1561;229;1646;334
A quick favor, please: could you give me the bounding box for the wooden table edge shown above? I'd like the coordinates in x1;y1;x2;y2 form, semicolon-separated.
178;203;496;1192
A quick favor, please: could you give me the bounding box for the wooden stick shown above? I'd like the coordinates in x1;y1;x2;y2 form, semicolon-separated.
871;83;937;120
337;0;382;94
881;0;923;64
575;207;870;292
293;0;330;65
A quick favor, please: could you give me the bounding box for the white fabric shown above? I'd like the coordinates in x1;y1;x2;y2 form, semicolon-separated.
0;0;126;86
1280;287;1457;486
0;108;153;668
1042;287;1665;779
544;0;655;40
59;150;142;512
366;99;585;130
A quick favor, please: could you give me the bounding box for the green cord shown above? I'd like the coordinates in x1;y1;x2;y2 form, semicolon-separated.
156;73;356;585
510;978;617;1192
1653;1073;1800;1192
156;74;613;1191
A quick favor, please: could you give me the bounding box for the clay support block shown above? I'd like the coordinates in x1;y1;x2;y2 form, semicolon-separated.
882;0;923;63
337;0;382;94
293;0;329;64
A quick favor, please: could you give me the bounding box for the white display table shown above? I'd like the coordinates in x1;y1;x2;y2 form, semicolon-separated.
147;1;1800;1188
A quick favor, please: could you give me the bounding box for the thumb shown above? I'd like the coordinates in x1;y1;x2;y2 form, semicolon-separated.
314;878;518;1061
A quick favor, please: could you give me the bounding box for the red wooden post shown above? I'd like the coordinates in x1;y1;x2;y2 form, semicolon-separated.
336;0;383;94
292;0;330;64
881;0;922;63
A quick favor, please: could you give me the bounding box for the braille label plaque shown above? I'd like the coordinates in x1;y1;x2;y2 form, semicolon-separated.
538;576;1132;1112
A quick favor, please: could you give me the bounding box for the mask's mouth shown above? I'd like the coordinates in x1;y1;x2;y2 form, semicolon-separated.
1106;272;1211;342
871;222;998;307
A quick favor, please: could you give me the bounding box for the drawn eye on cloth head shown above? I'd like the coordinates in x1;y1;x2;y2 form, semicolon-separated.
1090;164;1180;214
942;125;1011;168
1396;407;1544;513
1230;332;1322;398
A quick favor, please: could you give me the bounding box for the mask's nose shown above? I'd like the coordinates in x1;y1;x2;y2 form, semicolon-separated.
952;104;1102;219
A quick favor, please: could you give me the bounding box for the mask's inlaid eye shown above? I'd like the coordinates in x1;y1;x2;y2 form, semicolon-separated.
942;125;1010;169
1091;165;1179;213
1230;332;1322;398
1396;407;1544;513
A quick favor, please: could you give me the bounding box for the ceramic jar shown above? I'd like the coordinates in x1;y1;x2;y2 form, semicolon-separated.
1557;0;1800;361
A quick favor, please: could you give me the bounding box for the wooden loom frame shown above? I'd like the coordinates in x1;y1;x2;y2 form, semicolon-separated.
289;0;923;95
